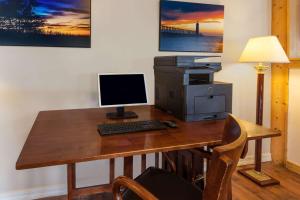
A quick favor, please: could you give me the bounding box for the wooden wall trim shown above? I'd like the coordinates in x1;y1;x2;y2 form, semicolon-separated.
287;0;300;64
271;0;289;165
286;161;300;175
289;61;300;68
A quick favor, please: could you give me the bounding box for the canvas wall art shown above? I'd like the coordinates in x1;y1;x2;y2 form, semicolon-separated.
0;0;91;48
159;0;224;53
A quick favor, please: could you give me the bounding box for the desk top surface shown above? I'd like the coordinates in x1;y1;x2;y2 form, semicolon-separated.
16;106;280;170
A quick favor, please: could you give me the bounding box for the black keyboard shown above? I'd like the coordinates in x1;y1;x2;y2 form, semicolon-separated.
98;120;168;136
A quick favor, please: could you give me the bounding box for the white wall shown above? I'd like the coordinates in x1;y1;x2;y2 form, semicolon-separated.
0;0;271;199
287;69;300;165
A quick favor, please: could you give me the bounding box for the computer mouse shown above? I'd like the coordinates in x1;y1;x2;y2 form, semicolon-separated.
162;120;178;128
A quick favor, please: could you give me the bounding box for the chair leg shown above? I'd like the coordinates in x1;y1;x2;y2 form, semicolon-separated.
227;180;232;200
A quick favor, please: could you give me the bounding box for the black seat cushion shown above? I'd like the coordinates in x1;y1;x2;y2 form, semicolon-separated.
122;167;202;200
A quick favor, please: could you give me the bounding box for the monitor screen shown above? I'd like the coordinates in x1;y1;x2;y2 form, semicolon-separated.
98;74;148;107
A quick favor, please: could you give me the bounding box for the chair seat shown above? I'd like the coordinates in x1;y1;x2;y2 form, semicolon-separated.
123;167;203;200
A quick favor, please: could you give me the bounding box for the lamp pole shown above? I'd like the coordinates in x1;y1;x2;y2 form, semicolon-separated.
238;36;289;186
239;64;280;186
255;64;266;172
255;68;267;172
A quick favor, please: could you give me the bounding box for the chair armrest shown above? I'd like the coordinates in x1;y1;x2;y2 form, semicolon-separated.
189;149;212;159
203;154;233;200
162;152;177;173
240;141;248;159
112;176;158;200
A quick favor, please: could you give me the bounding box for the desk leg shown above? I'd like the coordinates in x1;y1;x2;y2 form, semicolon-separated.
110;159;115;184
255;139;262;171
67;164;76;200
155;153;159;168
124;156;133;178
238;139;280;187
66;163;112;199
142;155;147;172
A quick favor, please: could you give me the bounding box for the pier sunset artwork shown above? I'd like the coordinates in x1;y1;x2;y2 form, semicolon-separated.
160;0;224;53
0;0;91;47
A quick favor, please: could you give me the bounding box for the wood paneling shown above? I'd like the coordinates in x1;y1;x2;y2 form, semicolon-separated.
271;0;290;165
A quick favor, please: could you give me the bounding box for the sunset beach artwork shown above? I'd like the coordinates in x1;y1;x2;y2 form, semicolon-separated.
0;0;91;47
160;0;224;53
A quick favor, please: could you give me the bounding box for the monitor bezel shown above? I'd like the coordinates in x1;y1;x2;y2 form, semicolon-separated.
98;73;149;108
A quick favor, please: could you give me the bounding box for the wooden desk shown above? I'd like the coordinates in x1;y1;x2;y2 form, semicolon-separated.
239;119;280;141
16;106;280;199
238;119;281;186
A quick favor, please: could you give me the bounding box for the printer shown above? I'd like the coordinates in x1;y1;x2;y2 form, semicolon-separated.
154;56;232;121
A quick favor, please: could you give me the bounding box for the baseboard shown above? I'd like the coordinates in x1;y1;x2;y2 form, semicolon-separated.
238;153;272;166
286;160;300;175
0;175;110;200
0;185;66;200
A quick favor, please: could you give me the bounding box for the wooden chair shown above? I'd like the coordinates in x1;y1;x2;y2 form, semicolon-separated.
112;114;247;200
187;117;249;197
190;118;248;166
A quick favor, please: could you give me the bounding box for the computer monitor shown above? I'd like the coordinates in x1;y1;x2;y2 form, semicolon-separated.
98;73;148;119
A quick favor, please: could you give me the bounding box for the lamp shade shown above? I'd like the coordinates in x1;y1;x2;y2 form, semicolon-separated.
239;36;290;63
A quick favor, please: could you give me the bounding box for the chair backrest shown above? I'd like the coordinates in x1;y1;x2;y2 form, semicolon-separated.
203;114;247;200
221;116;248;159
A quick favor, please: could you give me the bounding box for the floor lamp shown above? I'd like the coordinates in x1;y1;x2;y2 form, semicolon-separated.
238;36;290;186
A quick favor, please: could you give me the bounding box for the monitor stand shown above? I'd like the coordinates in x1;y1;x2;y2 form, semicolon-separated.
106;107;138;120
